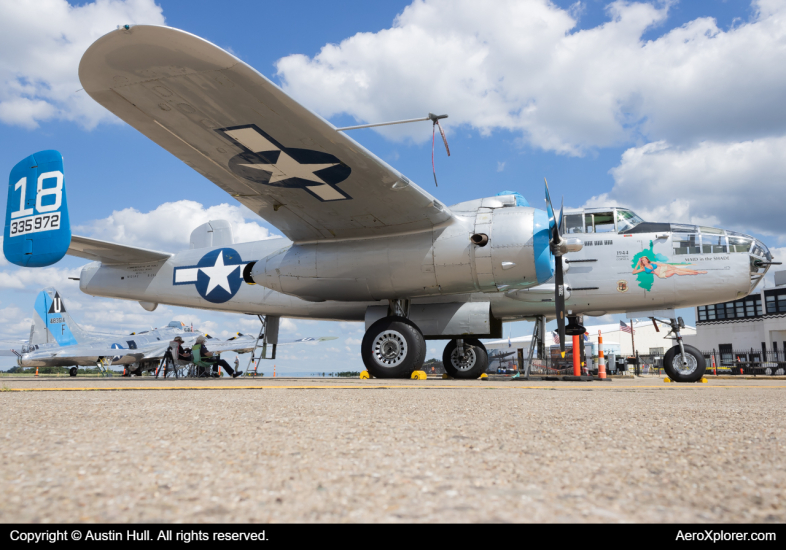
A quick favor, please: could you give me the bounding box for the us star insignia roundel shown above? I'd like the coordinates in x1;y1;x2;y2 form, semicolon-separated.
216;124;352;202
173;248;246;304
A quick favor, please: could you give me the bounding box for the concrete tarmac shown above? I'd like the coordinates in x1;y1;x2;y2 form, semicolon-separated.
1;376;784;523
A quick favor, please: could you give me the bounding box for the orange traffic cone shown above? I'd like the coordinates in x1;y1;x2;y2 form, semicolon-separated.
35;366;39;377
218;366;222;377
273;365;276;378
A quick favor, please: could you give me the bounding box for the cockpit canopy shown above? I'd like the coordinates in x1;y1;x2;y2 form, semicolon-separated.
561;207;771;261
562;208;644;235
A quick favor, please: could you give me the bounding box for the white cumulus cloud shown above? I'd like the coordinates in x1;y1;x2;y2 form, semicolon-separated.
276;0;786;155
584;137;786;240
0;0;165;129
74;200;279;252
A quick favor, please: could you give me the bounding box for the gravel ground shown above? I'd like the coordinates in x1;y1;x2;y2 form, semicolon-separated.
1;378;784;523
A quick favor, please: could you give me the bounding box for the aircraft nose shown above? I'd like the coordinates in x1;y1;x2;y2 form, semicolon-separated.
726;229;774;290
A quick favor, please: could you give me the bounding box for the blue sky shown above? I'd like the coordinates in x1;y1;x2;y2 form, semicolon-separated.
1;0;784;372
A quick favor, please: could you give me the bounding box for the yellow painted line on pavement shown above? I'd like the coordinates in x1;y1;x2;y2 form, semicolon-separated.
3;384;786;392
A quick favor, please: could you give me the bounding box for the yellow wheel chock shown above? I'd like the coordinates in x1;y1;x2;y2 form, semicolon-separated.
480;373;488;380
664;378;672;383
360;371;371;379
442;373;453;380
411;370;427;380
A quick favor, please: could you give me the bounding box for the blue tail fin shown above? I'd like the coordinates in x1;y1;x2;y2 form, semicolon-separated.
4;150;71;267
32;288;88;347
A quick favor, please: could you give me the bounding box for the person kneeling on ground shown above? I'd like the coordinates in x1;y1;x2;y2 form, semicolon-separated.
194;335;241;378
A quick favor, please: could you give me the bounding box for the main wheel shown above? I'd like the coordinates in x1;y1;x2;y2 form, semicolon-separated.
361;316;425;378
69;367;77;377
663;344;706;383
443;338;488;379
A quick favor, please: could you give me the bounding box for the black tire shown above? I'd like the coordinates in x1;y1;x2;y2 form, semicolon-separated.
361;316;425;378
663;344;706;383
443;338;488;379
69;367;77;377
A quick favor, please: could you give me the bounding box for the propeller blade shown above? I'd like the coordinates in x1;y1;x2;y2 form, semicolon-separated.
554;255;566;354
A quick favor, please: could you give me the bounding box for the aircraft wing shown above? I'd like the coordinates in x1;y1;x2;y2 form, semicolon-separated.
79;25;454;243
205;336;338;354
68;235;171;265
33;346;146;361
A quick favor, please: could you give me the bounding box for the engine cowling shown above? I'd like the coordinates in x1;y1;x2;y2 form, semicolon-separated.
249;207;554;301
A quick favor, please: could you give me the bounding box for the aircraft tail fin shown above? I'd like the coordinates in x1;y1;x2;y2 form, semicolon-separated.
32;288;89;346
4;150;71;267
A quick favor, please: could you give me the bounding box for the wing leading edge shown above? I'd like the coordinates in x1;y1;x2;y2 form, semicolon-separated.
79;25;454;243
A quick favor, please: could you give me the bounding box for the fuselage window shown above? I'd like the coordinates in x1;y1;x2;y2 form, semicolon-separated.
593;212;616;233
563;214;584;234
728;234;752;253
702;235;727;254
673;233;700;255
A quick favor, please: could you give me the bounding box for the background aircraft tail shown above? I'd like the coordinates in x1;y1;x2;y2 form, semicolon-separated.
4;150;71;267
30;288;89;347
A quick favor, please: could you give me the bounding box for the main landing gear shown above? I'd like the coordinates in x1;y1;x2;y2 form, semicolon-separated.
442;338;488;379
361;301;488;379
656;316;707;383
361;316;426;378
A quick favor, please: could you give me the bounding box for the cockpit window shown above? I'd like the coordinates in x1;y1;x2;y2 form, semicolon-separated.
593;212;616;233
616;209;644;233
563;214;584;234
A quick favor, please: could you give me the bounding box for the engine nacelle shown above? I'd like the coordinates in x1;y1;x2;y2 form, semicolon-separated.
249;207;553;301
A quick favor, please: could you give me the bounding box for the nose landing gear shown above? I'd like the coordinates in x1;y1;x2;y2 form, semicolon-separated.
654;316;707;382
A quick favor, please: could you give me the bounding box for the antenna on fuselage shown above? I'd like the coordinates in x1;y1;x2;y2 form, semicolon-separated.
335;113;450;187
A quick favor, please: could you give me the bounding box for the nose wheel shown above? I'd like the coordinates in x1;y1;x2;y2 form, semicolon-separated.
443;338;488;379
663;344;706;382
361;316;426;378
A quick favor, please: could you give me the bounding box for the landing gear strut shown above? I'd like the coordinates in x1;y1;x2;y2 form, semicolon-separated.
655;317;706;382
361;315;425;379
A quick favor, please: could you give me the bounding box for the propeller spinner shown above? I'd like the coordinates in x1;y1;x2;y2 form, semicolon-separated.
544;179;583;355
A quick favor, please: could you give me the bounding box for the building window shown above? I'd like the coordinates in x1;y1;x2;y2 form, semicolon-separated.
698;305;707;321
719;344;733;365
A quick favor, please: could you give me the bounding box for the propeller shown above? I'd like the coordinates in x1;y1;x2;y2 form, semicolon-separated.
544;178;567;356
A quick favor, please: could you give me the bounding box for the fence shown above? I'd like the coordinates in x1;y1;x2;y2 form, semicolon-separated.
500;348;786;377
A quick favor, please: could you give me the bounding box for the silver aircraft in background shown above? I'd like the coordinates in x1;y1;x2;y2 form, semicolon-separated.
1;288;333;376
4;25;776;382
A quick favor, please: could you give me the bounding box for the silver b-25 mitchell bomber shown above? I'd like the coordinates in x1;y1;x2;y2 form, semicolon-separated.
3;26;776;382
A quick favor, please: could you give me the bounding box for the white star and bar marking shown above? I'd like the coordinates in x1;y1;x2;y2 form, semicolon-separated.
174;252;245;296
225;127;345;201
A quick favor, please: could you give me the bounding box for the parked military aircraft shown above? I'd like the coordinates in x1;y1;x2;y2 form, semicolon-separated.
3;25;777;382
1;288;332;376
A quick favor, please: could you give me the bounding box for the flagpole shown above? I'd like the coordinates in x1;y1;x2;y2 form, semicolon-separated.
629;318;636;356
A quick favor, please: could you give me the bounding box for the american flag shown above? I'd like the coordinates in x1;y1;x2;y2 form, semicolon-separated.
584;333;589;341
551;331;559;344
620;320;635;334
